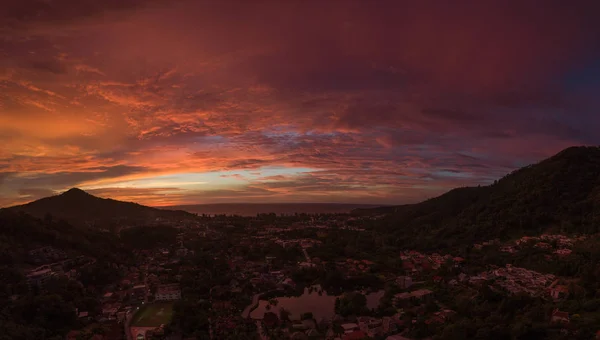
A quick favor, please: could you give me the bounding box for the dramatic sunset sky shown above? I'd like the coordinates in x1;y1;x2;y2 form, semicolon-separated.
1;1;599;207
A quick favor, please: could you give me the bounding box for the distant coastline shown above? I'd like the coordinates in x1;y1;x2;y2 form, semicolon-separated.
161;203;385;216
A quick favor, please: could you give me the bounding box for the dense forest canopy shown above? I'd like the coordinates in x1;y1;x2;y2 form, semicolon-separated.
354;146;600;250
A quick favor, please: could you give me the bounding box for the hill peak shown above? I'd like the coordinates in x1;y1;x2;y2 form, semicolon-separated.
551;145;600;160
60;188;93;198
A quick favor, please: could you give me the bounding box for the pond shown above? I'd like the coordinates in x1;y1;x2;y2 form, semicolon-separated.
248;286;384;321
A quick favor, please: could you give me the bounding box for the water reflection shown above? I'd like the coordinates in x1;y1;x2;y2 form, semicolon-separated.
249;285;383;320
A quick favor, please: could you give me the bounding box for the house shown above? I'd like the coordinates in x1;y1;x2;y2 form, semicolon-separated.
302;319;317;330
155;283;181;301
551;309;569;324
500;246;516;253
26;268;53;288
550;285;569;300
341;323;360;334
281;278;296;287
101;303;120;319
394;292;412;302
535;242;552;250
555;249;572;256
212;301;232;310
358;317;383;337
382;316;398;333
453;257;465;267
396;276;413;289
387;335;413;340
343;330;367;340
410;289;433;299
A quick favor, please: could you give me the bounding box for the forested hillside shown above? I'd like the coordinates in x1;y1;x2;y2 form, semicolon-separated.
359;146;600;250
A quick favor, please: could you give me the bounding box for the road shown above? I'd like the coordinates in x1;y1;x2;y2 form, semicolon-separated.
241;293;261;318
255;320;267;340
302;248;311;262
123;310;133;340
143;264;149;303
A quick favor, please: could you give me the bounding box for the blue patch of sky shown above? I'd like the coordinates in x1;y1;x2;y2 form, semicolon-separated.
431;170;472;179
562;59;600;90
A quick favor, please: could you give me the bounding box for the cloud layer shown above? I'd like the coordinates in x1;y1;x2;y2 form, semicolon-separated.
1;0;599;206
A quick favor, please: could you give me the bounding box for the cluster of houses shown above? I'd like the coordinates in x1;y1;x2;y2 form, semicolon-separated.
25;254;95;289
273;238;323;249
336;315;400;339
400;250;464;274
485;234;586;256
335;259;376;275
257;312;405;340
467;264;556;296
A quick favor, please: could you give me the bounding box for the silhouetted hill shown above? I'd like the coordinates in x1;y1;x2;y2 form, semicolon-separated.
5;188;195;230
356;146;600;249
0;209;126;265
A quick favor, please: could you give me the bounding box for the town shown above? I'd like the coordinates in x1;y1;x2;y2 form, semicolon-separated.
11;210;600;340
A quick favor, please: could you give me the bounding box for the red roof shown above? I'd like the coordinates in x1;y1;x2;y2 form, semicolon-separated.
552;309;569;319
552;285;569;293
402;261;415;269
66;331;80;340
343;330;367;340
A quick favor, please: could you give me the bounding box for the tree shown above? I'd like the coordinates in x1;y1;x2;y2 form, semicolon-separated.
279;307;291;322
335;292;368;317
301;312;313;320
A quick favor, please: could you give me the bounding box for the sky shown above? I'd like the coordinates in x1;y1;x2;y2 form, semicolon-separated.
1;0;600;207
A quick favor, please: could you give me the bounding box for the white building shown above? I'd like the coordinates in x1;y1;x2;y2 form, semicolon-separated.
155;283;181;301
26;268;53;288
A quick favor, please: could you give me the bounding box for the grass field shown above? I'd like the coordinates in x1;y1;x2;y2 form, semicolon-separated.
131;302;174;327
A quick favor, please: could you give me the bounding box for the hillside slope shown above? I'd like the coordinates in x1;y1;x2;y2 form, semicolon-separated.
6;188;195;230
363;146;600;249
0;209;126;265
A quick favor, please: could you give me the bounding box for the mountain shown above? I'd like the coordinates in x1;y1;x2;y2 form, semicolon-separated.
0;208;125;265
5;188;195;230
357;146;600;250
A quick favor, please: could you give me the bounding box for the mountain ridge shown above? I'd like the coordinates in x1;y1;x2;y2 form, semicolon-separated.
355;146;600;249
5;188;195;230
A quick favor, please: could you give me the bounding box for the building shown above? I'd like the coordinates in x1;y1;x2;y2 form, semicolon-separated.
155;283;181;301
550;285;569;300
551;309;569;324
26;268;53;288
358;317;383;337
343;330;367;340
387;335;413;340
132;284;147;301
396;276;413;289
341;323;360;334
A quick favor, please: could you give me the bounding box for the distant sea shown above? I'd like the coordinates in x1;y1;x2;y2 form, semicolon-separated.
165;203;384;216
